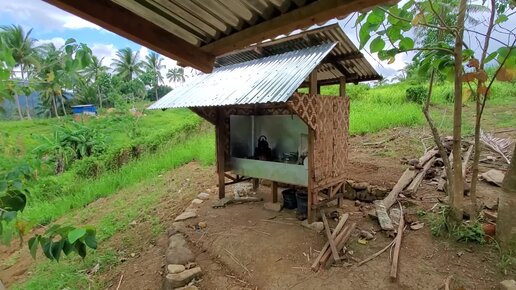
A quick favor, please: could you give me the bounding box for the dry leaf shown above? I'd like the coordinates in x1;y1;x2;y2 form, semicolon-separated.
462;88;471;103
411;12;424;25
462;72;476;82
476;70;488;82
468;58;479;69
496;67;516;82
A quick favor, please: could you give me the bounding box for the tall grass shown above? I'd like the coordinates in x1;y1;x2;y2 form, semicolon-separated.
17;130;214;227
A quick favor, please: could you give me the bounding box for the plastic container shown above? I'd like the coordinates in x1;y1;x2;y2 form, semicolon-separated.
296;190;308;215
282;188;297;209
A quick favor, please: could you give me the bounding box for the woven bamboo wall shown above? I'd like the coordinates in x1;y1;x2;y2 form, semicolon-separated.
288;93;349;187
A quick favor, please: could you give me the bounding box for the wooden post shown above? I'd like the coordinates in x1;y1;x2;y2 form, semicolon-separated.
339;76;346;97
216;108;226;199
272;181;278;203
307;69;317;222
253;178;259;190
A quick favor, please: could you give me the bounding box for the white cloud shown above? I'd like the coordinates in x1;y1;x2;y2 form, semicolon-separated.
35;37;66;49
0;0;103;31
90;43;118;68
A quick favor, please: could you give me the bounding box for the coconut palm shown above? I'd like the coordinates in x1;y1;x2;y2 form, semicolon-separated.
144;51;165;101
1;25;39;119
166;67;185;85
112;47;143;81
82;56;109;108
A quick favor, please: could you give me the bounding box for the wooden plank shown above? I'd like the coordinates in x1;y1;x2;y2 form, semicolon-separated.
320;222;357;269
321;211;340;262
390;211;405;281
405;157;437;194
201;0;392;56
307;128;316;222
44;0;214;73
216;109;226;199
311;213;349;271
272;181;278;203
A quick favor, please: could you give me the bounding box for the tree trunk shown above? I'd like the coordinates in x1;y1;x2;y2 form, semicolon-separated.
496;146;516;253
13;94;24;120
97;86;103;110
449;0;468;222
20;68;31;120
469;0;496;211
52;92;60;118
60;93;67;116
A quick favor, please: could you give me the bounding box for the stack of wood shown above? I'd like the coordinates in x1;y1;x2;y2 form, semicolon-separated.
311;213;356;271
374;148;439;230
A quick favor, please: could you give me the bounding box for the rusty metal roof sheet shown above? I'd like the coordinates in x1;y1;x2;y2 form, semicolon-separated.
148;42;336;109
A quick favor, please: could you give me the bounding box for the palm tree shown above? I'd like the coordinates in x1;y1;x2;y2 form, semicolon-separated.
166;67;185;86
112;47;142;81
36;43;62;118
144;52;164;101
82;56;108;108
1;25;39;119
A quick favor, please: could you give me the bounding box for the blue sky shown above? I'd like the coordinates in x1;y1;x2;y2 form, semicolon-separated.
1;0;514;83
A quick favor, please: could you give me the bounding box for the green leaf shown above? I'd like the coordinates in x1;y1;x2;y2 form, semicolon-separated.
75;241;87;259
370;37;386;53
28;236;39;259
359;23;372;49
355;13;366;27
68;228;86;244
495;14;508;25
65;45;74;55
463;49;475;59
367;9;385;25
42;239;54;260
65;38;76;45
62;240;73;256
0;191;27;212
484;51;498;63
51;239;64;262
386;26;401;43
399;37;415;51
84;227;97;249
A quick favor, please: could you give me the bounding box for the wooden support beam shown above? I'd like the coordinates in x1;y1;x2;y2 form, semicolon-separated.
201;0;392;56
253;178;260;190
44;0;215;73
272;181;278;203
339;76;346;97
216;109;226;199
307;69;317;222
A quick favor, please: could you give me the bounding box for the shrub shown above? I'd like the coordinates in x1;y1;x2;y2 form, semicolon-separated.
74;156;106;179
405;86;427;104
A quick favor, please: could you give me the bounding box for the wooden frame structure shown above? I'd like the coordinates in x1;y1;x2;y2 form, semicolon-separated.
191;71;349;221
44;0;393;73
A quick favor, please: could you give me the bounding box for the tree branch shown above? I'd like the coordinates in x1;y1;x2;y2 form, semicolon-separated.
378;7;453;33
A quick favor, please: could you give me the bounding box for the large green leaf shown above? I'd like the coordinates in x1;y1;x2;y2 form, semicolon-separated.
75;241;87;259
367;9;385;25
0;191;27;212
84;227;97;249
370;37;386;53
386;26;402;43
359;23;372;49
68;227;86;244
484;51;498;64
51;239;65;262
28;236;39;259
399;37;415;51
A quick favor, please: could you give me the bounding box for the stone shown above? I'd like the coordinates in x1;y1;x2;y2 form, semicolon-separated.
166;235;195;265
197;192;210;200
234;183;254;197
481;169;505;187
301;220;324;233
0;279;4;290
263;202;282;212
185;262;197;269
191;199;204;205
212;196;234;208
359;230;374;240
370;186;389;198
351;182;368;190
170;222;187;234
175;211;197;222
163;267;202;289
184;206;198;213
484;198;499;210
167;264;186;274
198;221;207;229
354;200;362;207
500;280;516;290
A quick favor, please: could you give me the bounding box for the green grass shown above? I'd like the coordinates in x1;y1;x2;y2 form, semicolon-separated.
12;131;215;290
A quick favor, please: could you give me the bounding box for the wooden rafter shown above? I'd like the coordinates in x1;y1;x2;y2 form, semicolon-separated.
201;0;395;56
43;0;215;73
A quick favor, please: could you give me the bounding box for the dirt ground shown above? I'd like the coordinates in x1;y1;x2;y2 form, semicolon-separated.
1;127;514;289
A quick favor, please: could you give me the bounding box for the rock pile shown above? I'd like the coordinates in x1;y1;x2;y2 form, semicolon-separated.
343;181;390;201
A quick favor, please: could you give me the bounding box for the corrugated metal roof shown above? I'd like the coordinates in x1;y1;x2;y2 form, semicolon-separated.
216;23;382;84
148;43;336;109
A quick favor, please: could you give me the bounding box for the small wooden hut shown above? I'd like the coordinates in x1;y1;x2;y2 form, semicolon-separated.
150;24;381;221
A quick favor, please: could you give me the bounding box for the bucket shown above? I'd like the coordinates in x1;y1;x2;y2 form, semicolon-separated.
296;190;308;215
282;188;297;209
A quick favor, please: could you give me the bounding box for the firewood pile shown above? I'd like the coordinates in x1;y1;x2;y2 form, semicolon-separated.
311;212;356;271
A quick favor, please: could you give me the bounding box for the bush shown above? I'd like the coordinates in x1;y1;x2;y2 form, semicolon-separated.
406;86;427;104
74;156;106;179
